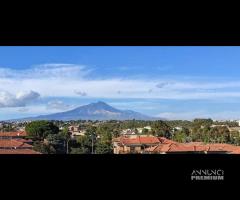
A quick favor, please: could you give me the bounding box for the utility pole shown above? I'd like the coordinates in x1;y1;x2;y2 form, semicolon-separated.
66;139;69;154
91;133;94;154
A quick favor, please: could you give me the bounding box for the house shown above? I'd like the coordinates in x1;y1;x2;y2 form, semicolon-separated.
236;120;240;127
0;131;27;139
0;139;34;149
68;125;80;132
113;135;240;154
71;130;86;137
137;126;152;134
120;129;136;135
113;135;160;154
145;138;240;154
15;138;33;145
210;124;227;128
0;149;41;154
172;126;182;132
136;128;143;133
0;131;41;154
228;127;240;133
68;125;86;137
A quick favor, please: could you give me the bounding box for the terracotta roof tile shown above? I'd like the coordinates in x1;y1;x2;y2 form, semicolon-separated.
119;136;160;145
0;131;27;137
15;138;33;143
0;149;41;154
0;139;33;148
115;136;240;154
139;136;159;144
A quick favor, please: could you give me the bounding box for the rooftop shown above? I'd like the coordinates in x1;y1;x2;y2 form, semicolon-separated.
0;139;33;149
115;135;160;146
0;131;27;137
0;149;41;154
145;140;240;154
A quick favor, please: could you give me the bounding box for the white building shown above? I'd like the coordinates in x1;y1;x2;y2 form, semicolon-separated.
237;120;240;127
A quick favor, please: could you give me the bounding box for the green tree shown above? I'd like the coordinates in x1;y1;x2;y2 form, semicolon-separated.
33;142;56;154
70;147;90;154
142;128;149;135
73;134;94;154
25;121;59;140
45;134;66;154
192;118;213;128
95;141;112;154
151;120;171;137
59;127;72;154
173;131;187;143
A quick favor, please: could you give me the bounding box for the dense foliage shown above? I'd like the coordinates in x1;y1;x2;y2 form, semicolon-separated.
25;121;59;140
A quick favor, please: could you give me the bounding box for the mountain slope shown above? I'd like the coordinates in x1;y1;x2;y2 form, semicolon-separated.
12;101;160;121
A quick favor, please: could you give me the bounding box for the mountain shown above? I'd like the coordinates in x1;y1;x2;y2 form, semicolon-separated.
11;101;161;121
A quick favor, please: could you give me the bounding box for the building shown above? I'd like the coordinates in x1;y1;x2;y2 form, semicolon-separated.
145;138;240;154
0;131;27;139
0;149;41;154
113;135;160;154
237;120;240;126
0;131;41;154
68;125;86;137
210;124;227;128
228;126;240;133
120;129;136;135
68;125;80;132
71;130;86;137
0;139;33;149
136;126;152;134
113;135;240;154
172;126;183;132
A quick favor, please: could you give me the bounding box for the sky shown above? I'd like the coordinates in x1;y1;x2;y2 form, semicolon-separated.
1;46;240;120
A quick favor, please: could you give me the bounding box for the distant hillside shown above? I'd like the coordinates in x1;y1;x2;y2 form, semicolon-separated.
10;101;163;121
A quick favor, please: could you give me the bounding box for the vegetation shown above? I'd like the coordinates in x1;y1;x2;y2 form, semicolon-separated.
6;117;240;154
25;121;59;140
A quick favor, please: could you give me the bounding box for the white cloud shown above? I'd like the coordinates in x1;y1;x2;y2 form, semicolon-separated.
46;100;71;110
157;111;240;120
156;111;207;120
74;90;87;96
156;82;171;88
1;63;240;101
0;63;90;79
0;90;40;108
18;107;29;112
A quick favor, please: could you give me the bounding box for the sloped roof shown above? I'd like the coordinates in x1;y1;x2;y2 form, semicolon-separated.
0;139;33;148
0;149;41;154
118;136;160;146
0;131;27;137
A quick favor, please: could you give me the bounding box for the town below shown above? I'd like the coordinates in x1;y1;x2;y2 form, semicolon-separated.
1;118;240;154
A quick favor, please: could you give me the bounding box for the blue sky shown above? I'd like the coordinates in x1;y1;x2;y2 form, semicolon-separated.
1;46;240;120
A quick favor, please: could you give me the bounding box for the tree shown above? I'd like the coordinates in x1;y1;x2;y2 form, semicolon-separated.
45;134;66;154
25;121;59;140
151;120;171;137
73;135;94;154
192;118;213;128
95;141;112;154
33;141;56;154
142;128;148;135
70;147;90;154
59;127;72;154
173;131;187;143
229;131;240;145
